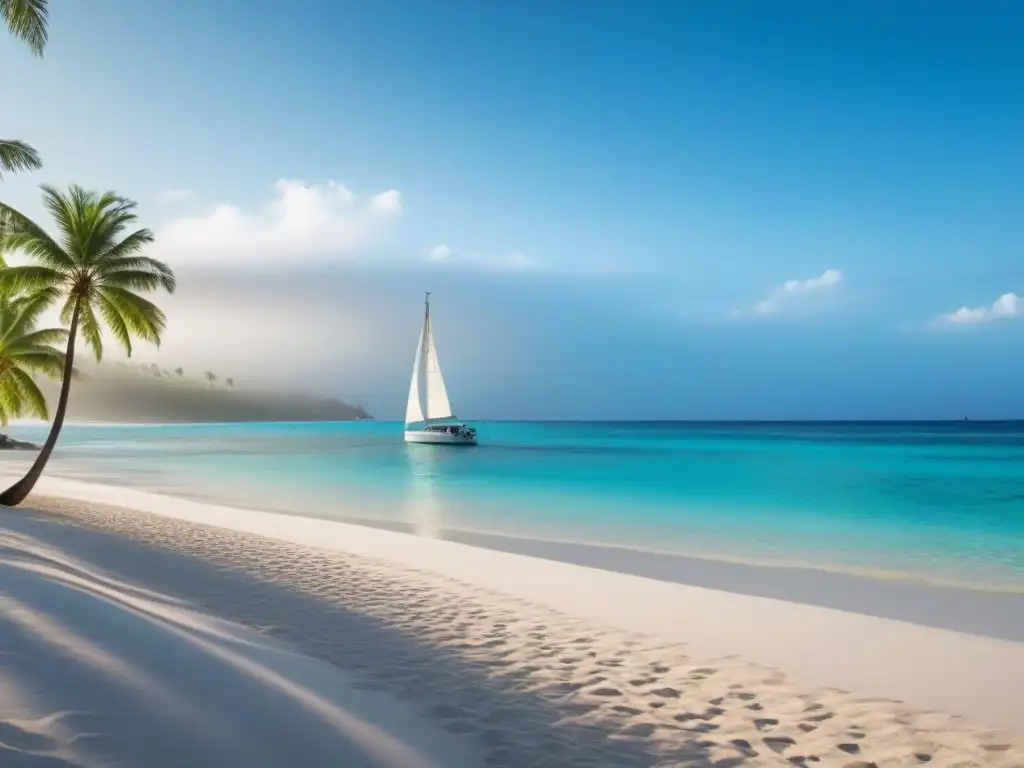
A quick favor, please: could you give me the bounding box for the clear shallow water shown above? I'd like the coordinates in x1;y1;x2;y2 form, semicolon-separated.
6;420;1024;591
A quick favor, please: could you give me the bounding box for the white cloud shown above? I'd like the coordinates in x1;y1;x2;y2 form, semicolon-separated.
934;292;1022;326
152;179;402;265
736;268;843;317
158;189;192;203
428;244;452;261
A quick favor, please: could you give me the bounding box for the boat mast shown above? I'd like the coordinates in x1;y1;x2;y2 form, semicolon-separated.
422;292;430;424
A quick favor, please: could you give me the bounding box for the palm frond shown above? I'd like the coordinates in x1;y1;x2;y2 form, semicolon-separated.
95;291;132;356
39;184;83;261
78;300;104;361
1;0;49;56
6;328;69;351
0;265;62;295
11;349;65;378
95;227;155;261
101;267;174;292
8;368;49;420
0;139;41;178
95;229;165;273
84;199;144;264
0;201;75;270
0;375;23;426
58;292;76;326
1;286;60;341
97;286;165;345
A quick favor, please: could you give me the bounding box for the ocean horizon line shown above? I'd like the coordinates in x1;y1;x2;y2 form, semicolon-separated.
13;417;1024;428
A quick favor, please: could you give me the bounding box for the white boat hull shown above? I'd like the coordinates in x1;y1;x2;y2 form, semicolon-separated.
404;430;478;446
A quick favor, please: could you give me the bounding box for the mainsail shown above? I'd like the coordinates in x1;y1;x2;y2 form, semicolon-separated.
405;295;455;426
423;310;454;421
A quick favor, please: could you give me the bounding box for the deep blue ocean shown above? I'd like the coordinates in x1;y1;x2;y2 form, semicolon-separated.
7;420;1024;591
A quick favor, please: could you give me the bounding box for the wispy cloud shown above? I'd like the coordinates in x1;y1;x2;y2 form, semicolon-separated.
151;180;402;265
158;189;192;203
734;268;843;317
423;244;541;272
933;292;1022;326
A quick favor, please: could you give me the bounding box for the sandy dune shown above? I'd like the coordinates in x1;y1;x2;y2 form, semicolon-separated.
1;482;1019;767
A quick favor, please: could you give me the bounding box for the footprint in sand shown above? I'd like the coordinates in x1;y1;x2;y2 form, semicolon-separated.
629;677;656;686
673;712;701;722
620;722;657;738
612;705;644;716
731;738;759;757
651;687;680;699
763;735;797;754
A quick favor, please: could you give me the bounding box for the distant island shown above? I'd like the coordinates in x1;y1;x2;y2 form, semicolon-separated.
33;362;372;424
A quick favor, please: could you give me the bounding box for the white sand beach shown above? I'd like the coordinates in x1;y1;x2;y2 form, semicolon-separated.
0;475;1021;767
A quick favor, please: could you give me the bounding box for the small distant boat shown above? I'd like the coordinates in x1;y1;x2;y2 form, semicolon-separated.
404;294;477;446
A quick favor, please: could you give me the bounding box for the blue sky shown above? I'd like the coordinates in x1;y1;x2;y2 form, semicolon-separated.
2;0;1023;419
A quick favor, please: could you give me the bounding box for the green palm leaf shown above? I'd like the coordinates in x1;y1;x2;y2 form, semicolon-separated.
1;0;49;56
0;139;42;179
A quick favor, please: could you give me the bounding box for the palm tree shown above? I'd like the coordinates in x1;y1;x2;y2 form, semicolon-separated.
174;366;183;377
204;371;216;387
0;272;67;425
225;377;234;388
0;184;175;505
1;0;49;180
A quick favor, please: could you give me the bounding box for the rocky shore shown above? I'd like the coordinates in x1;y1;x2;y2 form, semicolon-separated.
0;434;39;450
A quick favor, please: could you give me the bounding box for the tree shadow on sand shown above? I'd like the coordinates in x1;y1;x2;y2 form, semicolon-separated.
1;506;774;768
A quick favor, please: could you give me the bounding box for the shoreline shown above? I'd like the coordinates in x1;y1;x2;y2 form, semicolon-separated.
11;476;1024;736
8;474;1023;643
9;465;1022;598
6;493;1022;766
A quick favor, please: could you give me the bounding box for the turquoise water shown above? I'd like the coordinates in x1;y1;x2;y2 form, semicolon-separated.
8;420;1024;591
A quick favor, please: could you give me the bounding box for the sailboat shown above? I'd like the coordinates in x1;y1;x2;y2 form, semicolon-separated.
404;293;478;445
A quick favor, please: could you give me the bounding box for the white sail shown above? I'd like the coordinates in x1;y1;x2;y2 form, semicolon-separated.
423;321;454;421
404;327;425;425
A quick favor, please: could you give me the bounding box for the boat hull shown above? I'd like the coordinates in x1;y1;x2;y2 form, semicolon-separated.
404;430;478;446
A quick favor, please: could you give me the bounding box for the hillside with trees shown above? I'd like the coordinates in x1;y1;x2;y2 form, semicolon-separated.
35;362;371;423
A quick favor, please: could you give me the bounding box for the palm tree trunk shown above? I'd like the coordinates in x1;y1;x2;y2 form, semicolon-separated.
0;300;80;506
